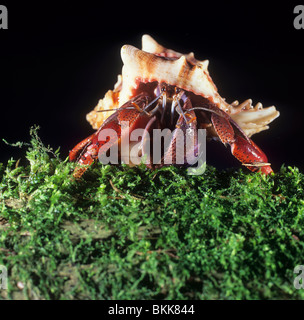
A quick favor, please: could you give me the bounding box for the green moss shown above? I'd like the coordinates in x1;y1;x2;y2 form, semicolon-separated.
1;127;304;299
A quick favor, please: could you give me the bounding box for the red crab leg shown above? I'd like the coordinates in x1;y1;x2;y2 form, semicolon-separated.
140;115;158;169
211;113;273;175
160;97;199;166
69;92;152;179
69;134;95;162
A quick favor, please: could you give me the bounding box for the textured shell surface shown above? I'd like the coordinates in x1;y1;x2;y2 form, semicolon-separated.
86;35;279;137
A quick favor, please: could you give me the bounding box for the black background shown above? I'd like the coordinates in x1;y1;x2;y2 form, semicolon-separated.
0;1;303;172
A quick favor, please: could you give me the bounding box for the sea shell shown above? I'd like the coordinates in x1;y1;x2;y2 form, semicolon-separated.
86;35;279;137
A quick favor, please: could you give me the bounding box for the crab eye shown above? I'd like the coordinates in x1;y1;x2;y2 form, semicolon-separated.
175;87;181;94
161;86;166;92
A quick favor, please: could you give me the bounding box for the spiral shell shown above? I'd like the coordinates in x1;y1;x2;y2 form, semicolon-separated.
86;35;279;137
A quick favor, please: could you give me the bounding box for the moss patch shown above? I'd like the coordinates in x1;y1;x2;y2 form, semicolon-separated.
1;127;304;299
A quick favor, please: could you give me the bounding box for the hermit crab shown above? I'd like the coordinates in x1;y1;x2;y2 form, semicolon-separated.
69;35;279;178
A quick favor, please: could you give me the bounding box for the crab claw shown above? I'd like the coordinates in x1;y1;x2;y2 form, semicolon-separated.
211;113;273;175
69;92;152;179
69;134;95;163
231;135;273;175
69;133;101;179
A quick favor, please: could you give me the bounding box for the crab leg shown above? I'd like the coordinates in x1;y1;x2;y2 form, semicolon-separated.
69;133;95;163
160;97;199;166
69;92;152;179
211;113;273;175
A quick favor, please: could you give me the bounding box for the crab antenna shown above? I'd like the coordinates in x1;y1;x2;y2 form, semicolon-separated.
96;107;135;112
144;92;164;112
149;101;163;116
176;98;188;124
187;107;225;118
97;109;119;112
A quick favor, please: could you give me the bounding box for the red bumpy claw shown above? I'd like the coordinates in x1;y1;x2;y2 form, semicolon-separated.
211;112;273;175
69;93;152;179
